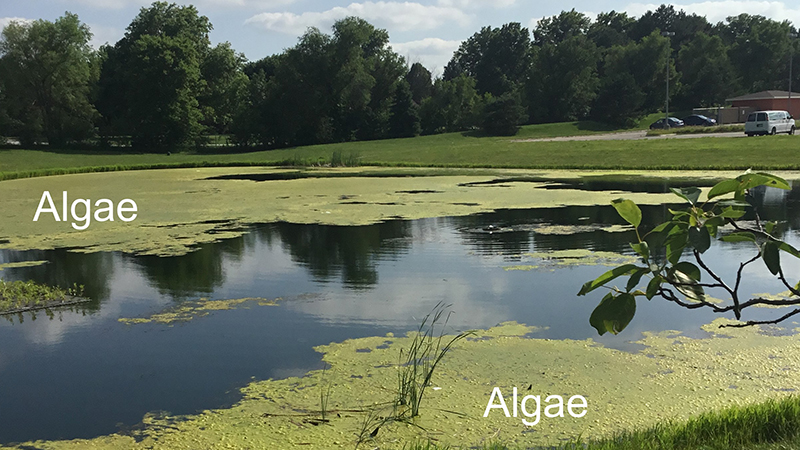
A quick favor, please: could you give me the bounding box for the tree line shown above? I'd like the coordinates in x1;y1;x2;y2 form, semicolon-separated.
0;2;798;150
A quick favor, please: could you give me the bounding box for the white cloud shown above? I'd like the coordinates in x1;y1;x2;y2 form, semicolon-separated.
391;37;461;75
436;0;517;8
624;1;800;26
54;0;295;10
0;17;32;30
245;2;472;36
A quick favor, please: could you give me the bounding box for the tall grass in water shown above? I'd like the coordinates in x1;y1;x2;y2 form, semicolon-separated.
395;303;473;420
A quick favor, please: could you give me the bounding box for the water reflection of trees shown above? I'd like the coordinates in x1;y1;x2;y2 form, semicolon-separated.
0;249;114;312
129;237;246;298
454;205;675;257
258;221;412;288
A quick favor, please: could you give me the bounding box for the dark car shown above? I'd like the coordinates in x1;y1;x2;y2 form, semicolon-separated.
682;114;717;126
649;117;684;129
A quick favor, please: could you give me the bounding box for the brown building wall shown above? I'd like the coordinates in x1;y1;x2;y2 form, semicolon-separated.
731;98;800;119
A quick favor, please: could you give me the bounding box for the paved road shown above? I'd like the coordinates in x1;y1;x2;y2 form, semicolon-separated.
514;130;750;142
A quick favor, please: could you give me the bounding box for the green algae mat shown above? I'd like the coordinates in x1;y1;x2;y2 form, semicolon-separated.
1;166;783;257
4;319;800;449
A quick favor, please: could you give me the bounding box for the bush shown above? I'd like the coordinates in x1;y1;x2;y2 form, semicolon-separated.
481;92;527;136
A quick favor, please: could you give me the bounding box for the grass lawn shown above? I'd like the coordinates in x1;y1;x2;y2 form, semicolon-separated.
1;113;794;181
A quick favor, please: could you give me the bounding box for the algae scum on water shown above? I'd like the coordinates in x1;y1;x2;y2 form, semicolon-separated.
0;167;744;257
6;318;800;450
5;168;800;449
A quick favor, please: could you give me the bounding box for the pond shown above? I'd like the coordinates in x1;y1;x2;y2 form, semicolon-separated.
1;181;800;445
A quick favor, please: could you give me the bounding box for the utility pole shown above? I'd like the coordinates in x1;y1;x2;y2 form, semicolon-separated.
662;31;675;129
790;32;798;113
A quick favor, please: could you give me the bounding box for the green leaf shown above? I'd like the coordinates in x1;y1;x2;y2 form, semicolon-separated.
578;264;639;296
589;293;636;336
765;221;777;235
740;172;790;192
762;241;781;275
646;276;661;300
688;226;711;253
612;199;642;228
666;231;688;265
673;261;701;281
718;207;745;219
670;187;702;205
708;179;741;200
721;232;756;243
669;270;705;301
779;242;800;259
630;242;650;260
626;268;648;292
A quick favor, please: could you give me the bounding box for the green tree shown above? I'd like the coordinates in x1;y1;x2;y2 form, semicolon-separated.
199;42;248;135
444;23;532;96
588;11;634;48
0;13;98;146
591;71;645;126
97;2;211;150
419;75;482;134
675;32;738;109
405;62;433;105
597;31;678;117
389;80;420;138
481;90;526;136
719;14;794;93
629;4;710;51
528;35;600;122
578;172;800;335
533;9;591;45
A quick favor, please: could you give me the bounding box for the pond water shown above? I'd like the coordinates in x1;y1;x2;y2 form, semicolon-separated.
1;183;800;444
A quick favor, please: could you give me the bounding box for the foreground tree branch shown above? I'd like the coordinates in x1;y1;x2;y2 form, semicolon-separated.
578;171;800;335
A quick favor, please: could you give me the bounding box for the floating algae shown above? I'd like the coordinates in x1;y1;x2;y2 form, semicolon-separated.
118;297;279;325
0;260;49;271
8;319;800;450
0;167;732;257
504;249;640;271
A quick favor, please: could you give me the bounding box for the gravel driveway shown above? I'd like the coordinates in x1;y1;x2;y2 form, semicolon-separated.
514;130;749;142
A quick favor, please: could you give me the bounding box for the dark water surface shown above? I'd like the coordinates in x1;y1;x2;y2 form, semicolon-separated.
2;184;800;443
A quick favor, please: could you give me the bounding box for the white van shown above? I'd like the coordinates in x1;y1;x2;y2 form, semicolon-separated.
745;110;795;136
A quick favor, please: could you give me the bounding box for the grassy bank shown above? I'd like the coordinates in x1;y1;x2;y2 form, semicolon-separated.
0;279;87;314
403;396;800;450
4;115;792;181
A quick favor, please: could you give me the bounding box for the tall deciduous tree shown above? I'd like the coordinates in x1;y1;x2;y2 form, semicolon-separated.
675;32;738;109
405;62;433;105
533;9;591;45
720;14;794;93
528;35;600;122
419;75;482;134
588;11;634;49
97;2;211;150
199;42;248;135
0;13;98;146
444;23;532;96
389;80;421;138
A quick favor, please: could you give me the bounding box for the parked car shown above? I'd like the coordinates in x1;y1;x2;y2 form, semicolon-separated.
745;110;795;136
682;114;717;126
649;117;684;129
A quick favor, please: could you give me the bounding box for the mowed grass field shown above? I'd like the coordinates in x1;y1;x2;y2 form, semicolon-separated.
1;114;796;180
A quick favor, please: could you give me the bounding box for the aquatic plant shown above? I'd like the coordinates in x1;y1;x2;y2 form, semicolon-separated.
579;170;800;334
0;279;86;314
319;366;332;422
395;303;473;420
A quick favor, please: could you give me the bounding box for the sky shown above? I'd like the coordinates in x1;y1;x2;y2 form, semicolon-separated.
2;0;800;75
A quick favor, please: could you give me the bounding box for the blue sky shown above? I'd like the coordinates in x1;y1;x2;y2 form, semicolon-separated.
2;1;799;74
